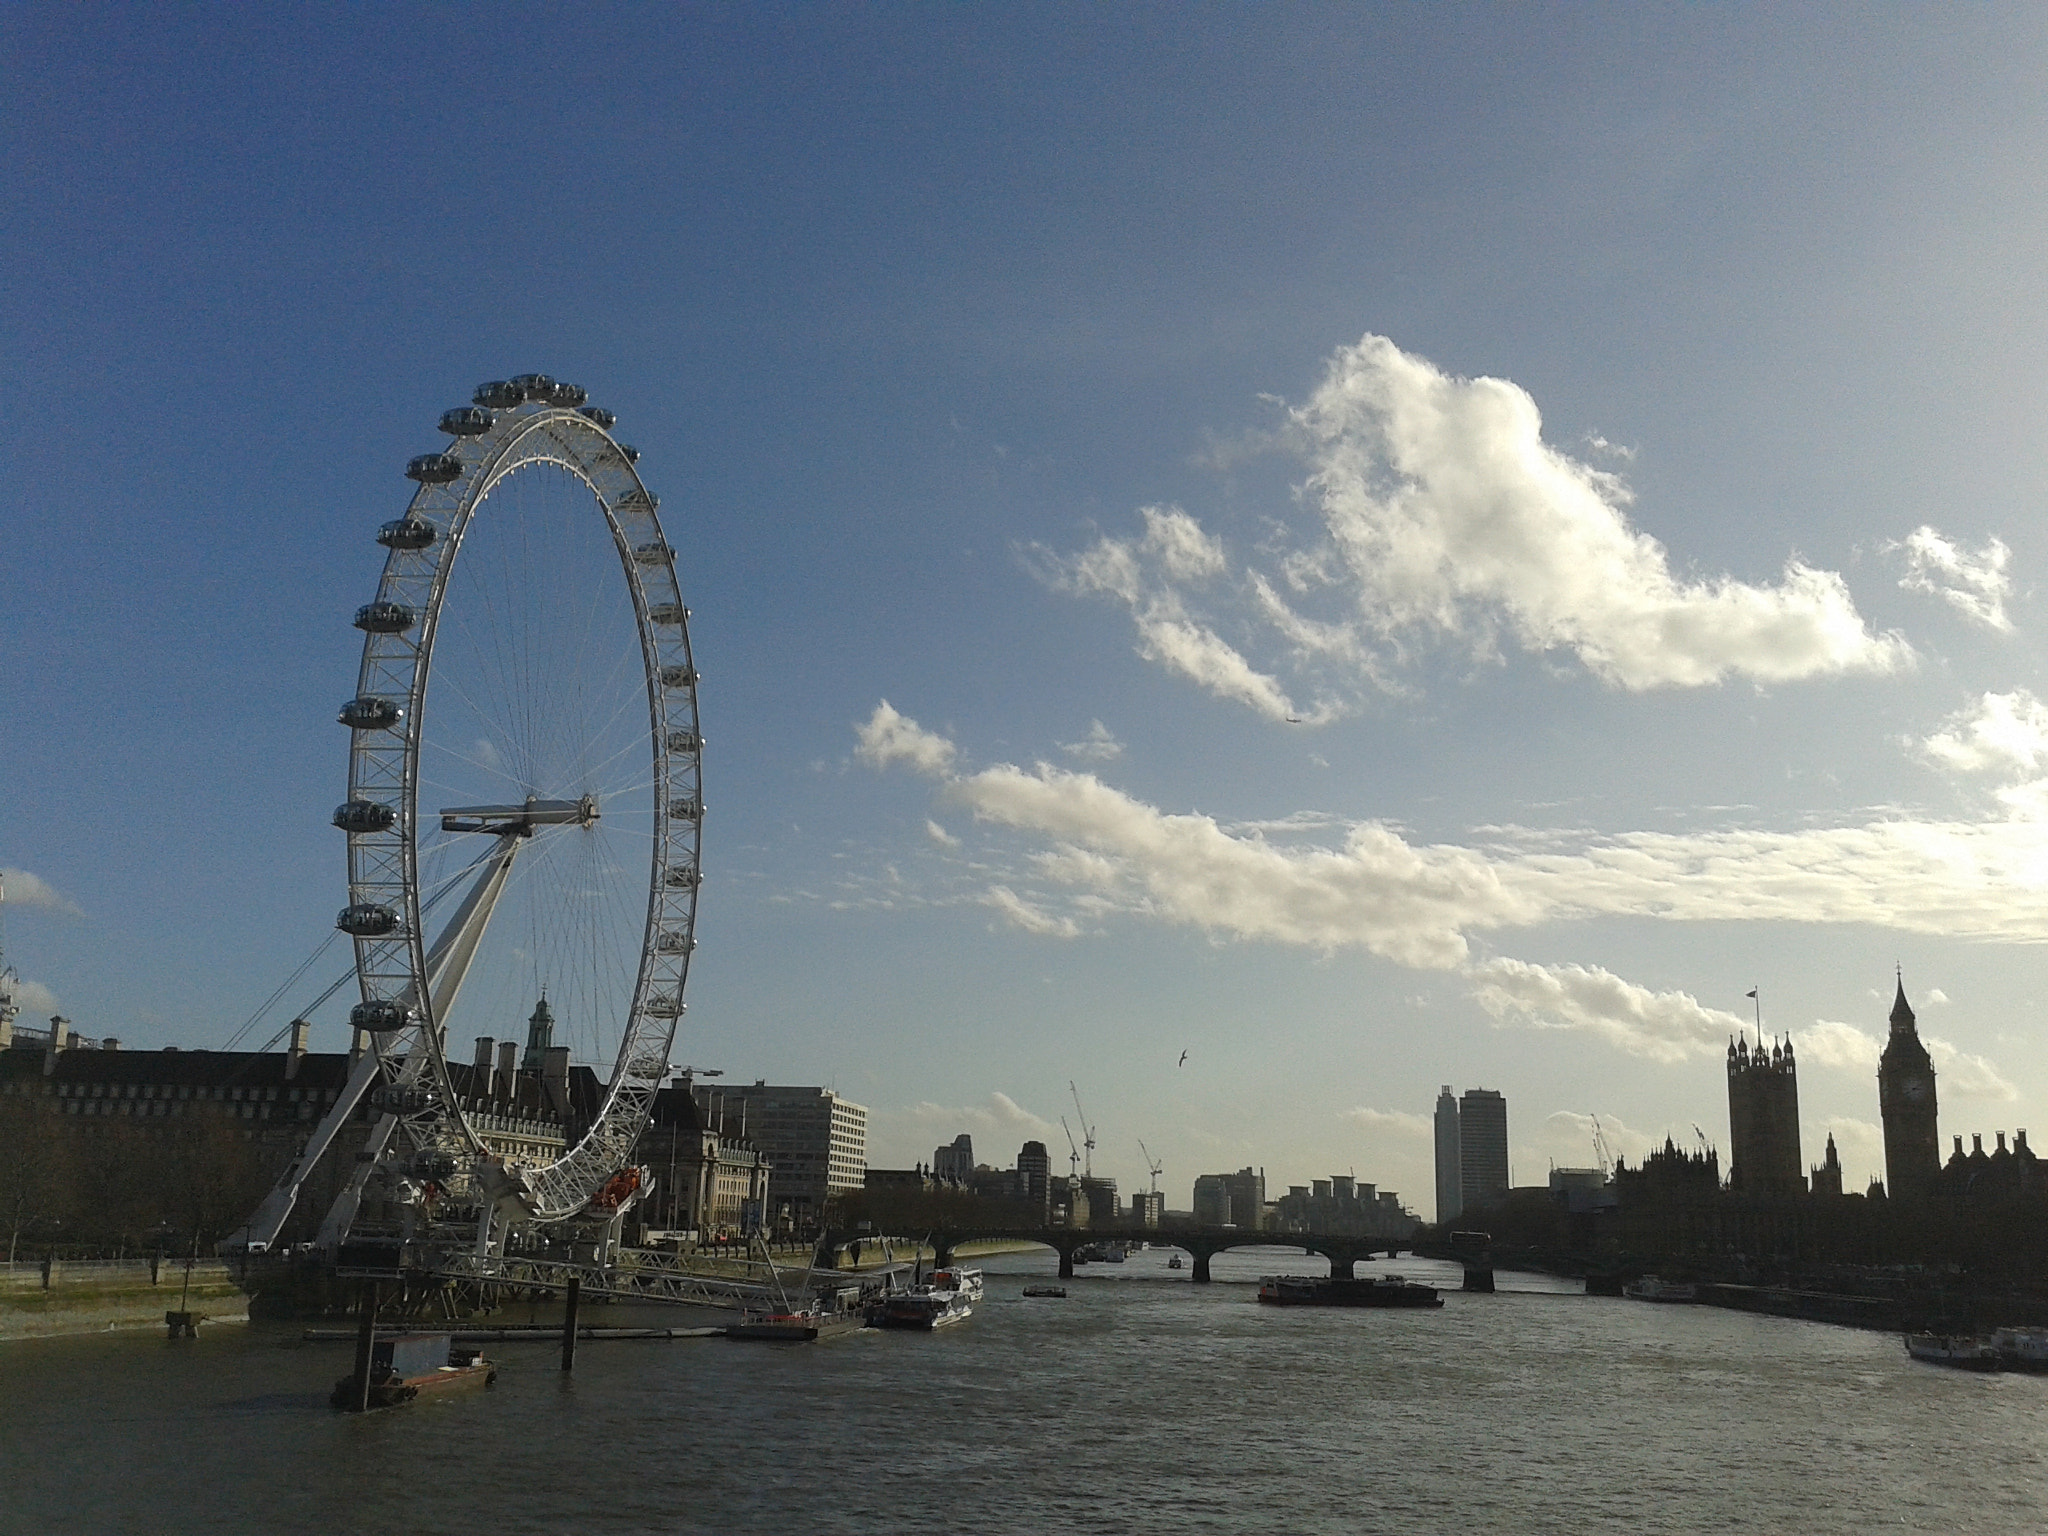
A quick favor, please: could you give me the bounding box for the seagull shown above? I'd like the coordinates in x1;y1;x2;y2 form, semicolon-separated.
1178;1050;1189;1067
1285;716;1303;724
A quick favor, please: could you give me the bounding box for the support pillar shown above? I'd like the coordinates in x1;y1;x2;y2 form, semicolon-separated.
351;1282;379;1413
1192;1251;1212;1283
561;1276;581;1371
1057;1248;1075;1280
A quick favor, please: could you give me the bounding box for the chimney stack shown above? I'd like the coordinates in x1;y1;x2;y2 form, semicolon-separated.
101;1037;120;1051
542;1045;571;1117
43;1015;70;1077
496;1040;518;1100
286;1019;310;1079
473;1035;495;1088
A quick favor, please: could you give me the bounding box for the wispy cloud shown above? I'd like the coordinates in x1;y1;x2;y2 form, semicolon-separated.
1470;958;1745;1065
2;868;84;919
1888;525;2013;632
1059;720;1124;763
1340;1107;1432;1137
1803;1018;2015;1101
854;700;957;775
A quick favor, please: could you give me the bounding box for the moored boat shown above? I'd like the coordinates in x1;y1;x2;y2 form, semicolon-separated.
331;1333;495;1411
1904;1332;2001;1371
870;1284;973;1330
1623;1275;1698;1303
1257;1274;1443;1309
1991;1327;2048;1372
927;1266;985;1301
1022;1285;1067;1299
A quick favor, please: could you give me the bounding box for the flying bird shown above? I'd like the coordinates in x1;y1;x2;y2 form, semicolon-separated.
1285;716;1303;724
1178;1050;1188;1067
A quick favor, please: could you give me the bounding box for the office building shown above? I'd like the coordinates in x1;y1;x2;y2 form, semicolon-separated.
1458;1088;1509;1213
1434;1085;1462;1223
695;1081;867;1229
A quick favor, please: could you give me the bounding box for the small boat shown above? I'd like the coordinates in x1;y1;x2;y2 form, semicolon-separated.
1166;1255;1184;1270
331;1333;495;1411
1991;1327;2048;1372
1257;1274;1443;1309
1623;1275;1698;1303
1905;1332;2001;1371
1022;1285;1067;1299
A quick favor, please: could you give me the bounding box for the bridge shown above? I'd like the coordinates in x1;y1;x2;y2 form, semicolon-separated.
827;1222;1413;1282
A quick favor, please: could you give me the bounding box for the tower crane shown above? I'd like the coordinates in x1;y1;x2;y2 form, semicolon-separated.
1059;1116;1082;1178
1139;1140;1163;1194
1590;1113;1614;1174
1069;1081;1096;1179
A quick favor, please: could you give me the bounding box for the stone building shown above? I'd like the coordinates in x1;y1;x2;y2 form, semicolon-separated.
1726;1036;1803;1194
632;1078;770;1239
1878;979;1940;1202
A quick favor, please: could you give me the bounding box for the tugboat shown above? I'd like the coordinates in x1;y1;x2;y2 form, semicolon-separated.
331;1334;495;1411
1257;1274;1443;1309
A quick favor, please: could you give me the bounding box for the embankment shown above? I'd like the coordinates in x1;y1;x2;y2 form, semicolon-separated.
2;1259;248;1341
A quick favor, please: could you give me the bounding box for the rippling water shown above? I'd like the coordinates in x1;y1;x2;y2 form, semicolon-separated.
6;1248;2047;1535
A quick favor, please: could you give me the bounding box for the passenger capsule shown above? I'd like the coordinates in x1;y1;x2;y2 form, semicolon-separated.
642;993;686;1018
474;380;522;409
354;601;417;634
618;444;640;463
405;453;464;484
350;999;418;1034
633;540;672;565
333;800;397;834
617;488;659;511
549;382;588;407
439;406;493;436
660;664;698;688
509;373;555;400
668;797;703;821
376;515;436;551
579;406;617;429
654;931;696;954
666;729;701;753
664;864;703;889
337;903;400;937
338;695;404;730
647;603;686;626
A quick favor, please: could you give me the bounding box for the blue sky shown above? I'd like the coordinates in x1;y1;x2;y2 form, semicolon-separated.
8;7;2048;1214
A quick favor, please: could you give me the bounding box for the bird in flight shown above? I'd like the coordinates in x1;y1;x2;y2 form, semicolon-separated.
1178;1050;1189;1067
1285;716;1303;724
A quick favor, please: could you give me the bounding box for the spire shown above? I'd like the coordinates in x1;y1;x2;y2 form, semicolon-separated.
521;994;555;1072
1889;971;1916;1034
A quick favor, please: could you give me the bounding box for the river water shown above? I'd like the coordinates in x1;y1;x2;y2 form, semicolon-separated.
4;1248;2045;1535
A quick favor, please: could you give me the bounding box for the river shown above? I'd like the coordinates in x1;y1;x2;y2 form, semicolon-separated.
3;1248;2044;1535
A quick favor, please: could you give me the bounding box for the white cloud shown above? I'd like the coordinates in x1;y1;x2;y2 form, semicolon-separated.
11;977;59;1015
1889;525;2013;632
1470;958;1746;1064
1923;691;2048;778
1059;720;1124;762
867;1092;1059;1168
1287;336;1911;690
980;885;1082;939
1926;988;1949;1005
2;868;83;918
1540;1110;1660;1165
1034;507;1328;722
854;701;956;776
924;819;960;848
1795;1019;2013;1101
1339;1107;1432;1138
1043;337;1910;713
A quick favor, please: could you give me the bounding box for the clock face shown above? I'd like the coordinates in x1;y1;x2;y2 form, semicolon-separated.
1905;1078;1929;1104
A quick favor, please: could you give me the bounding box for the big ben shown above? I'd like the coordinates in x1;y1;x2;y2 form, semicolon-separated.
1878;976;1939;1201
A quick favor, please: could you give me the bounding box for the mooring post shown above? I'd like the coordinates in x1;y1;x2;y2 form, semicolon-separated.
352;1281;379;1413
561;1276;581;1371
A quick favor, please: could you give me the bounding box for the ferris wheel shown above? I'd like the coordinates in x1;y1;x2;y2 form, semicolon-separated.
228;375;702;1257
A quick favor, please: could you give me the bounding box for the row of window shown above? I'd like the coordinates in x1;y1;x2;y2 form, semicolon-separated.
9;1080;344;1105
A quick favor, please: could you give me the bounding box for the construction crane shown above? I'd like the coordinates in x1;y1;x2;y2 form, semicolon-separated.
1590;1112;1614;1174
1069;1082;1096;1178
1139;1139;1163;1194
1059;1116;1082;1178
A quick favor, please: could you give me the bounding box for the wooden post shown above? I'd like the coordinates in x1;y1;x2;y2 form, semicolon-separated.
560;1276;581;1371
352;1281;379;1413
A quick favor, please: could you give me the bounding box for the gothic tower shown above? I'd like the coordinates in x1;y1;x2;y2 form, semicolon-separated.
1878;976;1940;1201
1727;1034;1804;1194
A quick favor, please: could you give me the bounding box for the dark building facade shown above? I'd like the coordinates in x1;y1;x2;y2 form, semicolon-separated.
1878;979;1940;1202
1458;1089;1508;1212
1726;1035;1802;1194
1434;1085;1461;1224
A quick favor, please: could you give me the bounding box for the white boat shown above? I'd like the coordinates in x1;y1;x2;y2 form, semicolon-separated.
1904;1332;2001;1371
871;1285;973;1331
1623;1275;1698;1302
927;1266;985;1301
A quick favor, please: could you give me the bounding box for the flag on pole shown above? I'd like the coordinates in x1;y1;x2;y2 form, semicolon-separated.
1746;989;1758;999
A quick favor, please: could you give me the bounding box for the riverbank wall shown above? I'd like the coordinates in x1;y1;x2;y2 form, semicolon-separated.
1;1259;248;1341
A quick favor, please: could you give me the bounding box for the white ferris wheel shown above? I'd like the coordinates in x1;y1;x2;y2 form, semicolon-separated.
231;375;702;1260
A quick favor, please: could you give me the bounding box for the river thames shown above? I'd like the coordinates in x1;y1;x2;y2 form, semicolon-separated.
4;1249;2045;1535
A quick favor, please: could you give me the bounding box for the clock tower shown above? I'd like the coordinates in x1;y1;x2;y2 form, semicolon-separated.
1878;976;1939;1201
